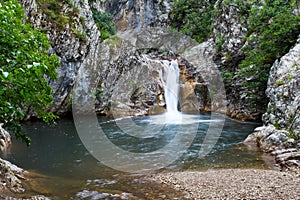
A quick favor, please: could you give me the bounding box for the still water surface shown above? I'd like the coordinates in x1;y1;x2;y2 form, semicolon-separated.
4;113;273;199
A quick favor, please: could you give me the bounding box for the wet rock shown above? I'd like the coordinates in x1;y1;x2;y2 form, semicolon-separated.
148;105;165;115
180;81;199;113
183;41;227;113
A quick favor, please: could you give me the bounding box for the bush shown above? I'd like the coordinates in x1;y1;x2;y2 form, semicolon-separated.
91;8;116;40
0;0;59;145
169;0;217;43
239;0;300;90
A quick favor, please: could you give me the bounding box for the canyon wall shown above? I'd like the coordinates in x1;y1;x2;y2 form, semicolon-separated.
19;0;299;124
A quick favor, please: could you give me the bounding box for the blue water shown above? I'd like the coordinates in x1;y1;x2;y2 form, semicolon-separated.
3;113;272;198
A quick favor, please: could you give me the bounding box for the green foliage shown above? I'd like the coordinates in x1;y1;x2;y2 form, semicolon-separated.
72;28;87;41
222;0;254;16
105;35;122;47
288;130;299;140
36;0;86;41
239;0;300;90
215;34;226;52
169;0;216;43
37;0;67;27
221;69;234;83
91;8;116;40
276;80;284;86
274;121;280;129
0;0;59;145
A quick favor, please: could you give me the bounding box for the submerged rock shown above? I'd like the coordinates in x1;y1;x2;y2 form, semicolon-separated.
76;189;133;199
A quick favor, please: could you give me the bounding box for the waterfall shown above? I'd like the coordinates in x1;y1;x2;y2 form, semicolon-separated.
161;60;180;114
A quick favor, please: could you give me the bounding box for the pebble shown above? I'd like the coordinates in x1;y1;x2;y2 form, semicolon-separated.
148;169;300;199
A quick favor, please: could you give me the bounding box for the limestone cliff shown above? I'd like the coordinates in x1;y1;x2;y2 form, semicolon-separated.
245;38;300;168
20;0;175;116
99;0;171;31
20;0;218;117
18;0;299;124
21;0;101;114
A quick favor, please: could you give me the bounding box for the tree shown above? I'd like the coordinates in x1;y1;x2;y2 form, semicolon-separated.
0;0;59;145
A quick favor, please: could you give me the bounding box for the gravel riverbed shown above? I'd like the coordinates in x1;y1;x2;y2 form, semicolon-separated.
147;169;300;199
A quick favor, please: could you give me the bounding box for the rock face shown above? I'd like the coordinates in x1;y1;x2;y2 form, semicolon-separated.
0;124;11;153
20;0;177;116
21;0;101;114
21;0;219;117
212;0;248;67
211;0;266;121
93;37;163;116
263;39;300;132
73;28;215;116
18;0;254;119
0;158;26;196
18;0;297;121
99;0;171;31
245;38;300;168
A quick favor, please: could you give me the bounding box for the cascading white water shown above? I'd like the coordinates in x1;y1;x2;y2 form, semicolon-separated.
161;60;180;114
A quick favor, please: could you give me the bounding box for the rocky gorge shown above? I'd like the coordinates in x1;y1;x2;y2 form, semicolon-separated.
0;0;300;198
245;38;300;169
18;0;300;121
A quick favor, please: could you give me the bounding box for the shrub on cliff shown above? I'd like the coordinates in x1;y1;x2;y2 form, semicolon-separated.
169;0;217;43
91;8;116;40
0;0;59;145
239;0;300;91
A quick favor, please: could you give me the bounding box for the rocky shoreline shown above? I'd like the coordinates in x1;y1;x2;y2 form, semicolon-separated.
0;125;50;199
0;158;27;197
